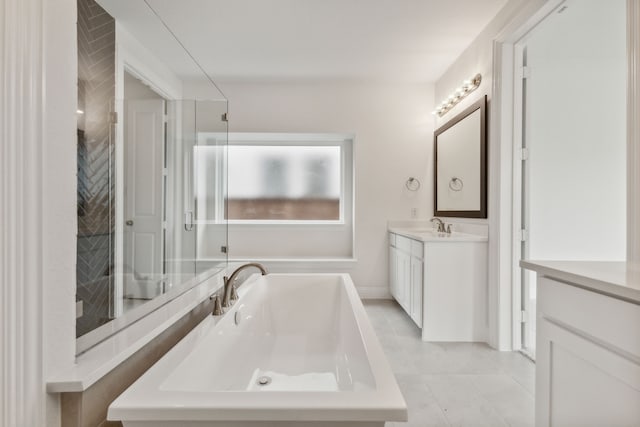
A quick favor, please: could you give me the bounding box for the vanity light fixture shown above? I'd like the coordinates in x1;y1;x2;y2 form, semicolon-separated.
432;73;482;117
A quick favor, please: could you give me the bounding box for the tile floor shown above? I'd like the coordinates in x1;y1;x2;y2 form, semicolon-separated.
362;299;535;427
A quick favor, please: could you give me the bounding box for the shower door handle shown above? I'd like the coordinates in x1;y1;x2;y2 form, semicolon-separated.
184;211;194;231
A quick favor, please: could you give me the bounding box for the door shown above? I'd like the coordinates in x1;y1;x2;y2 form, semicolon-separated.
123;99;166;299
396;250;411;312
390;243;399;300
410;255;423;328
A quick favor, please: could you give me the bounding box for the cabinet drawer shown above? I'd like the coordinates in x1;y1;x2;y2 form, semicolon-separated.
411;240;423;259
396;235;411;252
539;276;640;359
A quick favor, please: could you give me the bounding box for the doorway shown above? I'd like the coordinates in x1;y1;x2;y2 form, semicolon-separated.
121;71;168;313
513;0;627;357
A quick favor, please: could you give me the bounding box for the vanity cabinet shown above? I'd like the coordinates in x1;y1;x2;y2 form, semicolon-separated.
389;233;422;327
389;230;488;341
520;263;640;427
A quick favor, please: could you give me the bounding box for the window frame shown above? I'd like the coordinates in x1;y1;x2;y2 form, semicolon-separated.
197;132;353;226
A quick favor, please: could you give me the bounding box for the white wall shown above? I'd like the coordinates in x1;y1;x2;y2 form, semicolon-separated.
0;0;77;426
216;82;434;297
43;0;78;422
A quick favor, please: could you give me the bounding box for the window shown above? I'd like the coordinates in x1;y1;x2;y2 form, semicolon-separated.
227;143;343;222
195;132;354;259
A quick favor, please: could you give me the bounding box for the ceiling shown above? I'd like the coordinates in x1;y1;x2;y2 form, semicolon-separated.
98;0;508;85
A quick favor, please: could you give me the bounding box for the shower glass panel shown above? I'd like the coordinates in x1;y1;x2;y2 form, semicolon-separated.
76;0;228;353
193;101;229;275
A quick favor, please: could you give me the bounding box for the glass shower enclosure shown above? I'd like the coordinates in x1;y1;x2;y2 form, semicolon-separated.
76;0;228;353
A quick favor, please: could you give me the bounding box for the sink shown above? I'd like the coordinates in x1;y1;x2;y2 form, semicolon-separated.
389;228;487;242
413;230;450;238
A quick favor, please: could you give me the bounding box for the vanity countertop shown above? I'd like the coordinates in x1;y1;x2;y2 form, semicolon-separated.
388;227;488;243
520;260;640;304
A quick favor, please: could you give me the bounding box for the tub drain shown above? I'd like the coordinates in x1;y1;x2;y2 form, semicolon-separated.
257;376;272;386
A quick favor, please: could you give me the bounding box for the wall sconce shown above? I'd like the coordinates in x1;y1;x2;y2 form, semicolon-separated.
432;73;482;117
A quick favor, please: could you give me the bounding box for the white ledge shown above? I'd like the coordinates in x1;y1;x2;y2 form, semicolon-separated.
520;261;640;304
47;267;234;393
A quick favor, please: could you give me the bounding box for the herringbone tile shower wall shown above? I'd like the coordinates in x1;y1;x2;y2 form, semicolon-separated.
76;0;116;337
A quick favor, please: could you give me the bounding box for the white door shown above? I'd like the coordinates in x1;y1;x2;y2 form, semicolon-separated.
124;99;166;299
409;255;423;328
389;244;398;300
396;250;411;312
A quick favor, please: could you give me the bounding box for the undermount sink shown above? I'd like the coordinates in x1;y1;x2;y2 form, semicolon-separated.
402;229;448;236
413;230;450;237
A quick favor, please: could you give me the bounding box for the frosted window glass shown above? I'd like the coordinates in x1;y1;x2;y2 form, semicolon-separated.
227;145;341;221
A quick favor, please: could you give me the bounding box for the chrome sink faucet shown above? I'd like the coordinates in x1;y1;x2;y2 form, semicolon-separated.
430;217;451;234
222;263;268;309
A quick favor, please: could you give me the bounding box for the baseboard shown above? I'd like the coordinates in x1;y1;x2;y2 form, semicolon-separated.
356;286;392;300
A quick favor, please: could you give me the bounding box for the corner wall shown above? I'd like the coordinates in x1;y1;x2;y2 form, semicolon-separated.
216;82;434;297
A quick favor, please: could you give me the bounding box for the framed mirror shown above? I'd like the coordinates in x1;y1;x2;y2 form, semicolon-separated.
434;95;487;218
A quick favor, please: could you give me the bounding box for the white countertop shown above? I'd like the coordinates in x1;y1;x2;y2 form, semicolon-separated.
520;261;640;304
389;227;488;243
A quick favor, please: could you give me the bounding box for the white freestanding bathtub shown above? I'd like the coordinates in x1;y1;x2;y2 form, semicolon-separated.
108;273;407;427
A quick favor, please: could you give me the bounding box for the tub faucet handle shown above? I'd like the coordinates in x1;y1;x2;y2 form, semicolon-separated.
211;294;223;316
230;284;239;302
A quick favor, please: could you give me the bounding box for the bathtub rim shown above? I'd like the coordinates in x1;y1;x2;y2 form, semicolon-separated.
107;273;408;423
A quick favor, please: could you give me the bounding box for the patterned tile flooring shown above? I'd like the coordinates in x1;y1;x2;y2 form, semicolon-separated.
363;300;535;427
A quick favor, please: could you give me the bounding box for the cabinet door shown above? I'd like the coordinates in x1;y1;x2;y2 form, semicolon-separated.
409;256;423;327
536;318;640;427
389;245;398;300
536;277;640;427
396;250;411;312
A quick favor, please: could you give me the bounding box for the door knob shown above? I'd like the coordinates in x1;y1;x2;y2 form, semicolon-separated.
126;220;134;226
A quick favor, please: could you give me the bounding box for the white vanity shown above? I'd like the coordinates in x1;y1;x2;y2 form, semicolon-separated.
521;261;640;427
388;227;488;342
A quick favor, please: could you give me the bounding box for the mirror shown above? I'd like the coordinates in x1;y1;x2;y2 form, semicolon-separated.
76;0;228;353
434;95;487;218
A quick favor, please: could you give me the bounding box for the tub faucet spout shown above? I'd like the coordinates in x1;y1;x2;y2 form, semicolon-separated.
222;263;268;308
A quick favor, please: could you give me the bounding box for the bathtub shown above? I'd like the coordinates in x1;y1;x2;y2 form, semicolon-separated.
108;273;407;427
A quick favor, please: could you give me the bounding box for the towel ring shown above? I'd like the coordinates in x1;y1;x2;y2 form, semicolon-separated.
405;177;421;191
449;177;463;191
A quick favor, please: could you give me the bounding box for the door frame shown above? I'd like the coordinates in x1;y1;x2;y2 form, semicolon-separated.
490;0;566;351
113;26;181;318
